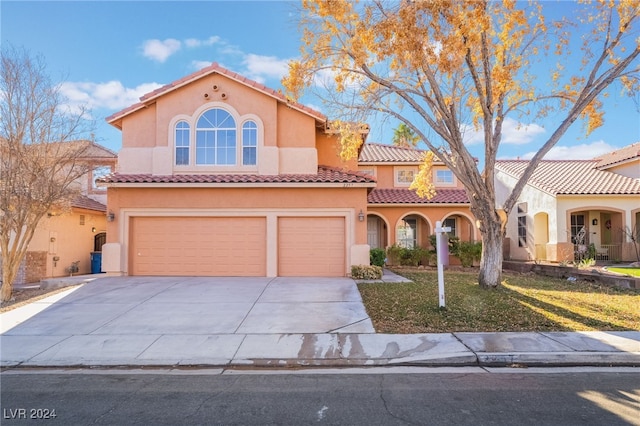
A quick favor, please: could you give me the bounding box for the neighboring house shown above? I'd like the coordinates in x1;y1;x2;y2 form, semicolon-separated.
495;142;640;263
358;143;479;263
98;63;376;278
8;141;117;284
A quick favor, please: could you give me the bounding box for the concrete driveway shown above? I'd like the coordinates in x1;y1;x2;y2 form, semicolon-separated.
3;276;375;336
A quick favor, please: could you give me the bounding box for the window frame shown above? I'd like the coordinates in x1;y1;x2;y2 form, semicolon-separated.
434;169;455;186
171;104;262;172
394;166;417;187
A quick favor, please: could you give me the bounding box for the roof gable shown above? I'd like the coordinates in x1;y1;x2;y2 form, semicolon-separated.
594;142;640;170
106;63;326;127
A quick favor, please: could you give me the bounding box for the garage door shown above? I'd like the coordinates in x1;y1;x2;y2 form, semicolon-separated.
130;217;266;276
278;217;345;277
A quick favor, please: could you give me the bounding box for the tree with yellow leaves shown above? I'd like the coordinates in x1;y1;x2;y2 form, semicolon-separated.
283;0;639;288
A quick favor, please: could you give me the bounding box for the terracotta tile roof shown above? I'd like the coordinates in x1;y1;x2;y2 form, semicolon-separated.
72;195;106;212
96;166;376;186
594;142;640;169
368;188;469;204
495;160;640;195
359;143;428;163
106;62;326;126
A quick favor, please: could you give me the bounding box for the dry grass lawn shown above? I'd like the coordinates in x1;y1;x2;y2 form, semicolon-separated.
358;269;639;333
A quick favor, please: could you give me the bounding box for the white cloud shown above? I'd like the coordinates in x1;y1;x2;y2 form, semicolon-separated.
520;140;617;160
184;36;220;48
462;117;546;146
142;38;181;62
190;60;214;71
60;80;164;112
242;54;291;84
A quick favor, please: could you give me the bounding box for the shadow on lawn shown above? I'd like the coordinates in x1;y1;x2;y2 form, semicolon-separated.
500;284;635;331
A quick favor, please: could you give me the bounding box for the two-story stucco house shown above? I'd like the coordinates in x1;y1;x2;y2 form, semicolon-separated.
4;140;117;284
495;142;640;263
358;143;479;263
98;63;376;278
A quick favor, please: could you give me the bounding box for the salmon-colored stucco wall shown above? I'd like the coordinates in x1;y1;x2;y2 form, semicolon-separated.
106;186;369;244
276;104;316;148
121;105;156;148
27;209;107;277
368;205;477;247
315;132;360;170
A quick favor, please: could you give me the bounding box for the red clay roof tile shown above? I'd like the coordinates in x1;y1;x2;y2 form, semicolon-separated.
368;188;469;204
72;195;107;212
97;166;376;186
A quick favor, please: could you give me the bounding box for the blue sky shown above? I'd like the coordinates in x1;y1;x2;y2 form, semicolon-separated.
2;0;639;162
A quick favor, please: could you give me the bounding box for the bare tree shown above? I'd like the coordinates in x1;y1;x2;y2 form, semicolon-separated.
0;46;92;301
284;0;640;288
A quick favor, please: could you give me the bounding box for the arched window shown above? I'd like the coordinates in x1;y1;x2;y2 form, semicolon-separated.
242;121;257;166
175;121;190;165
196;108;236;165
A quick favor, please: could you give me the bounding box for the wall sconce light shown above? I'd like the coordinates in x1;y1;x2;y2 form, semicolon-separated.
107;211;115;222
50;237;56;243
92;227;96;233
358;209;365;222
592;219;598;226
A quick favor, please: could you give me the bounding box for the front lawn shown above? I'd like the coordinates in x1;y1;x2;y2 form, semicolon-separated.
357;269;639;333
606;267;640;278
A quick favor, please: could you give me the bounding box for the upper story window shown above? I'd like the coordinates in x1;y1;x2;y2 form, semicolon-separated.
395;167;417;187
175;121;190;165
242;121;257;166
435;169;454;185
173;106;261;170
91;166;112;191
196;109;236;165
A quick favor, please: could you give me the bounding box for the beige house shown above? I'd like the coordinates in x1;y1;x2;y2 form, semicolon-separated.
99;63;375;278
495;142;640;263
9;141;117;284
358;143;479;264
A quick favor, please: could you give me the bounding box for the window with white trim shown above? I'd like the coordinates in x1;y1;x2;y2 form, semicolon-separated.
435;169;454;185
196;109;236;165
173;107;261;169
395;167;417;187
242;121;257;166
175;121;190;165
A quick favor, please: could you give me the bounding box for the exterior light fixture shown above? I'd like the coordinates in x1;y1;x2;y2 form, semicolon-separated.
92;227;96;233
107;211;115;222
358;210;365;222
592;219;598;226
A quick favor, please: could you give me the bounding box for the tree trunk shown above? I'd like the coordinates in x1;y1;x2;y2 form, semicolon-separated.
1;261;15;302
478;218;504;288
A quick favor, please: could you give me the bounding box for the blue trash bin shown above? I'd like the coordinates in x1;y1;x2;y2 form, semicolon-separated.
90;252;102;274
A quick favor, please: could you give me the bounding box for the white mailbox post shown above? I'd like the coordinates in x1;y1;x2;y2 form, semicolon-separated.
435;220;451;308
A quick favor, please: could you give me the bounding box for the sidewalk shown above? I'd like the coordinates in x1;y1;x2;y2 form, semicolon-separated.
1;272;639;369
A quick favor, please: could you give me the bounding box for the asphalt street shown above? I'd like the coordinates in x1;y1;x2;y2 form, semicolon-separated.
1;368;639;425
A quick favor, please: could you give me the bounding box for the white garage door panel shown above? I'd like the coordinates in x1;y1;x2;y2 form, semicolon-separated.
278;217;345;277
131;217;266;276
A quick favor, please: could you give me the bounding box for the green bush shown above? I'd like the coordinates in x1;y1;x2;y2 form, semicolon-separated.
351;264;383;280
456;241;482;267
386;244;429;267
370;248;386;267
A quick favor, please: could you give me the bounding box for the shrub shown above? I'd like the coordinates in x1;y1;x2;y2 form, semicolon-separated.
370;248;386;267
456;241;482;267
386;244;429;267
351;264;383;280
